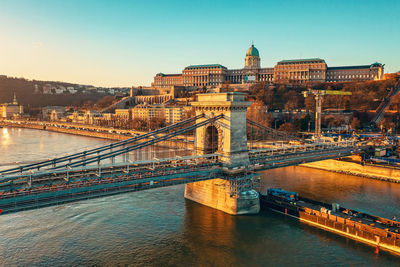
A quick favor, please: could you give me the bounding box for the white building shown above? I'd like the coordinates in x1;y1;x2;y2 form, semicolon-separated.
54;87;65;94
67;87;78;94
42;84;53;94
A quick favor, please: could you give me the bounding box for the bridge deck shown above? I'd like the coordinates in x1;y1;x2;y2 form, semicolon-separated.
0;141;362;214
0;110;364;215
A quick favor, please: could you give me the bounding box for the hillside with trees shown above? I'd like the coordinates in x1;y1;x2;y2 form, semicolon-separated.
250;77;399;112
0;76;109;109
249;76;400;133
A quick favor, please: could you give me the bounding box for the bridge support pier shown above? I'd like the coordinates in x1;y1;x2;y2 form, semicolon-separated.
184;177;260;215
186;92;260;215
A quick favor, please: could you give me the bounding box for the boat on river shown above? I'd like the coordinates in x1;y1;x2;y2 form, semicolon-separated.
260;188;400;255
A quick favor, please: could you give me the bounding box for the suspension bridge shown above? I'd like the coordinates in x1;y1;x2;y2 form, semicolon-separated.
0;92;363;215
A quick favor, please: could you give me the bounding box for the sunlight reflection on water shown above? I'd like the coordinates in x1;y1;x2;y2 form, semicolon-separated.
0;128;400;266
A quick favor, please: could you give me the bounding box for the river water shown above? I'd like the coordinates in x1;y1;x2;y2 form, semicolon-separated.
0;127;400;266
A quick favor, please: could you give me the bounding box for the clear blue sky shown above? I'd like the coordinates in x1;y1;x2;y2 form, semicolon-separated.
0;0;399;87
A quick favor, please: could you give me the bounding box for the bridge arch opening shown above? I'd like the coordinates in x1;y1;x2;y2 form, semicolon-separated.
205;125;219;154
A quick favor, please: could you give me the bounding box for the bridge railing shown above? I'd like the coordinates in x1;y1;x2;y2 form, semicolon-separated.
250;149;358;172
46;114;224;170
0;154;221;196
0;114;206;176
0;140;360;199
249;140;358;158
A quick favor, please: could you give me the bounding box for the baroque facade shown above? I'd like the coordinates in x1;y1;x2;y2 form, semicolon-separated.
152;44;384;88
0;93;24;119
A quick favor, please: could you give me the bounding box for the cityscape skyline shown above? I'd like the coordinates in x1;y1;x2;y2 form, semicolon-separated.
2;2;400;264
1;0;399;87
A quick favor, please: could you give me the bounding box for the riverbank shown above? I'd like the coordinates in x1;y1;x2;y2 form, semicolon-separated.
1;120;194;149
301;158;400;183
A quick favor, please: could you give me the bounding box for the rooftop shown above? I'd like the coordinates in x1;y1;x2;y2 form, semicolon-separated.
371;62;383;67
156;73;182;77
278;58;326;64
327;65;371;70
246;45;259;57
194;92;248;103
185;64;227;69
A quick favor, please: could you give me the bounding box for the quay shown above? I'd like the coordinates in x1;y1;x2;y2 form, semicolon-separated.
301;158;400;183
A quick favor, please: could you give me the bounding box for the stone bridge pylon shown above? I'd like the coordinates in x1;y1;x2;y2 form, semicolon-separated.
184;92;260;215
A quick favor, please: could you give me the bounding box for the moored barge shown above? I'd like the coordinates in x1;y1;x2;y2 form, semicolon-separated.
260;188;400;255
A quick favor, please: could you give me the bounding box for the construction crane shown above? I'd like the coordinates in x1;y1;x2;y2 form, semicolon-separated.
303;89;352;137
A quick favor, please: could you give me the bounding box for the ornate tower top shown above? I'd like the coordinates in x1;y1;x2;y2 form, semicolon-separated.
13;92;18;105
246;44;259;57
244;44;260;69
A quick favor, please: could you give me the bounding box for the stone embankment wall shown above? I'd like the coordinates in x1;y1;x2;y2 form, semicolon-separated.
2;121;194;149
301;159;400;183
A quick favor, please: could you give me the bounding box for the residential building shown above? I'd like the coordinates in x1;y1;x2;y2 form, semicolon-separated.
130;104;191;124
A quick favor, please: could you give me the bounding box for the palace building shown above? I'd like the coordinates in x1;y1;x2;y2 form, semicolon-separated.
152;44;384;88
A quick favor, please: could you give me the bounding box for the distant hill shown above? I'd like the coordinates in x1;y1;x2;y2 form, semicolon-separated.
0;76;113;108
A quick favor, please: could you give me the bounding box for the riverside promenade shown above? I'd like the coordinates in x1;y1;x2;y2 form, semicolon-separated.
302;158;400;183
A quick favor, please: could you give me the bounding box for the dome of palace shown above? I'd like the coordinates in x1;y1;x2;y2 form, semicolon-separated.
246;44;259;57
370;62;382;68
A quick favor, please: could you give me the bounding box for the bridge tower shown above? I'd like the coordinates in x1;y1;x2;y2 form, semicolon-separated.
184;92;260;215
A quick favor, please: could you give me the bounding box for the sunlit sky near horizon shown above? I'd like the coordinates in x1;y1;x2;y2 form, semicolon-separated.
0;0;399;87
